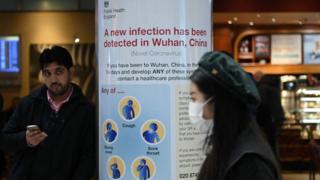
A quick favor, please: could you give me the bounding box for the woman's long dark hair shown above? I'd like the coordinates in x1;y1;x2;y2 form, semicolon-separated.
190;69;252;180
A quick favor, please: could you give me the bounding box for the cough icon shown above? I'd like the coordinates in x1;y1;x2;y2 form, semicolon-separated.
119;96;141;121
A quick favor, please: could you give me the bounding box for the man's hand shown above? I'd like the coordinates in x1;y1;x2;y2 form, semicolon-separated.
26;130;48;147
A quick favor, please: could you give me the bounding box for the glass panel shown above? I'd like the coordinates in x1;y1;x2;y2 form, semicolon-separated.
80;0;94;10
0;0;19;11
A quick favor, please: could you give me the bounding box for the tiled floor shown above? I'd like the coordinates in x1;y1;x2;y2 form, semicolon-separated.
283;172;320;180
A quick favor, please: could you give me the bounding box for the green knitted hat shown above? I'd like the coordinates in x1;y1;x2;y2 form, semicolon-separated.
197;51;261;106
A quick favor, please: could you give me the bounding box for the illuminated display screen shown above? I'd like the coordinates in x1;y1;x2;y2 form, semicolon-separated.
0;36;19;73
303;34;320;64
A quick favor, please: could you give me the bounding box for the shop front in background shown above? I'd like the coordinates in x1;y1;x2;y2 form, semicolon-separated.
234;30;320;171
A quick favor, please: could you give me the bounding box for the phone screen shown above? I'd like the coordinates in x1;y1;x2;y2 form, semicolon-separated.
27;125;41;133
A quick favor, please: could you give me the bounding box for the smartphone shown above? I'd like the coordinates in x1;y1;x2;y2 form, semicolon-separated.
26;125;41;134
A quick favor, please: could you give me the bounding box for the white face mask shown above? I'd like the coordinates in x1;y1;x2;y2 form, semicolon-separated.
188;97;213;133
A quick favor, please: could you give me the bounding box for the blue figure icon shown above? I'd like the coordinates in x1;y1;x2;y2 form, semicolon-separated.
143;123;160;144
110;162;121;179
122;99;135;120
137;159;150;180
105;122;117;143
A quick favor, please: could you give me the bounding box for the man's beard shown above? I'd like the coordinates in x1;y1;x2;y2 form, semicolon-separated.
49;83;70;97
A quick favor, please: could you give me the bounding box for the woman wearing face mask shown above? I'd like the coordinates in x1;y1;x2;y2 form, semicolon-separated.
189;51;281;180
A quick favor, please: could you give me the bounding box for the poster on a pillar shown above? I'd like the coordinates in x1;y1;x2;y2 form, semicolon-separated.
97;0;212;179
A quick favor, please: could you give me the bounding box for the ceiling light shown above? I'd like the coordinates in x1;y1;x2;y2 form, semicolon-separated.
233;17;238;21
228;20;233;24
74;37;80;43
249;22;254;26
272;18;276;23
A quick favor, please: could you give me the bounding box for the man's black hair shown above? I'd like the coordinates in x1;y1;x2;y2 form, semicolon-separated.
39;45;73;70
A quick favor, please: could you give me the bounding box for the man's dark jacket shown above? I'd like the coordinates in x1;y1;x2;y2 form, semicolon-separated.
256;79;285;155
1;84;95;180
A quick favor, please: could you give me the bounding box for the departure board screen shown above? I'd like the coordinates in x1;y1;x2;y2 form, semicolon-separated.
0;36;19;73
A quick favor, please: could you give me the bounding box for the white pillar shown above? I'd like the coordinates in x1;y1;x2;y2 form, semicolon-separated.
97;0;212;179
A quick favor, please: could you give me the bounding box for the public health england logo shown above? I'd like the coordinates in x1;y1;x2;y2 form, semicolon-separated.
104;1;109;8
